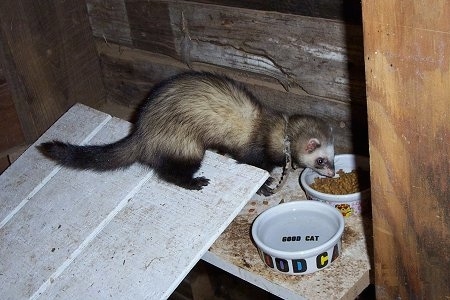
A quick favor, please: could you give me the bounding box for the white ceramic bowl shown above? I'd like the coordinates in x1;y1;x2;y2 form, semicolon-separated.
251;201;344;275
300;154;370;217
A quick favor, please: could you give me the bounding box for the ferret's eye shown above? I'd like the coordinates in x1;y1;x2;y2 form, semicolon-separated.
316;158;324;166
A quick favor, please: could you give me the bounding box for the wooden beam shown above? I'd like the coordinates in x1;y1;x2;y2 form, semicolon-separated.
86;0;366;103
183;0;362;24
362;0;450;298
0;81;25;153
0;0;105;142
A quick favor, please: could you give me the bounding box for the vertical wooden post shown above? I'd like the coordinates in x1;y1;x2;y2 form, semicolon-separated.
0;0;105;142
362;1;449;298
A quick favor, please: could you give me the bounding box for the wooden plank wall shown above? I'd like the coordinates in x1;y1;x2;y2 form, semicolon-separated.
0;70;25;173
189;0;362;24
86;0;367;154
362;0;449;299
0;0;105;143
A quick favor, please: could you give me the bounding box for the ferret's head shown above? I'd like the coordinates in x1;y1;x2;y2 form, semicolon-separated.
288;116;335;177
293;137;335;177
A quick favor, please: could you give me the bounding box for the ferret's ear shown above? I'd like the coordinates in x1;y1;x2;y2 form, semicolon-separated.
306;138;321;153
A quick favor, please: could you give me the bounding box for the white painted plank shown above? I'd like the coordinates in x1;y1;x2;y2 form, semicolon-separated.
38;151;267;299
0;104;269;299
0;104;111;225
0;115;155;299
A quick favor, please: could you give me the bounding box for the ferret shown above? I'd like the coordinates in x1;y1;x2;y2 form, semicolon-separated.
38;72;335;195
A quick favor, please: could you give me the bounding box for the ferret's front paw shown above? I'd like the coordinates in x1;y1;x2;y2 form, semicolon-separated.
256;183;274;197
264;176;275;186
189;176;210;190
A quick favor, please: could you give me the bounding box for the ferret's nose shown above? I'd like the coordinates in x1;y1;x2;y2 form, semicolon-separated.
318;168;335;177
327;161;335;177
326;168;335;177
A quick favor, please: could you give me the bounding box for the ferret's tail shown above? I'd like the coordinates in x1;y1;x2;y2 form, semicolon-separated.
37;136;140;171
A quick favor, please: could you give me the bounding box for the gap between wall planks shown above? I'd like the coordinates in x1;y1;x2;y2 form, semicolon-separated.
0;0;105;143
362;0;449;299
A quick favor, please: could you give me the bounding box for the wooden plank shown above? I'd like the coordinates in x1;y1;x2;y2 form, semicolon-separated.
0;104;269;299
362;0;450;298
86;0;363;26
186;0;362;24
0;0;105;142
86;0;133;46
1;116;153;298
96;42;368;154
0;144;28;175
0;81;25;153
38;151;268;299
203;168;371;299
0;156;9;174
96;42;184;107
87;0;366;103
0;104;111;224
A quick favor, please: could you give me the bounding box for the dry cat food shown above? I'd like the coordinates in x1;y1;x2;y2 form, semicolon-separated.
310;169;369;195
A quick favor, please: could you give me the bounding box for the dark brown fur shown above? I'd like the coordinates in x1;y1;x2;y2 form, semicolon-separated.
38;72;334;195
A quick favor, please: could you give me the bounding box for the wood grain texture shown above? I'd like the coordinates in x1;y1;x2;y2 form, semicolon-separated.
0;156;9;174
0;81;25;153
86;0;366;103
86;0;132;46
0;105;112;223
187;0;362;24
0;0;105;142
362;0;450;298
